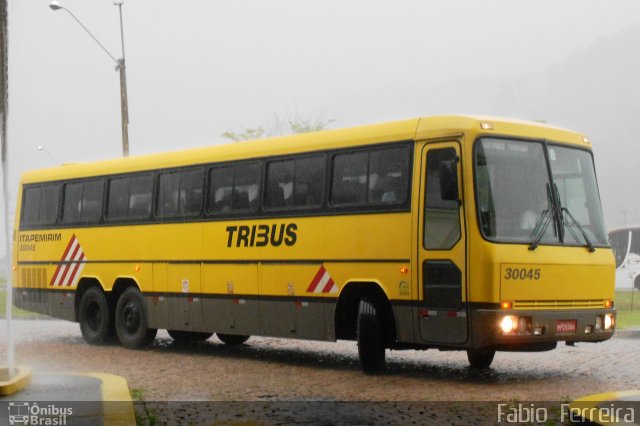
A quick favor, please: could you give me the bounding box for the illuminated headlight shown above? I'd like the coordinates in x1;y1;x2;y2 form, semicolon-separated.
500;316;516;334
604;314;614;330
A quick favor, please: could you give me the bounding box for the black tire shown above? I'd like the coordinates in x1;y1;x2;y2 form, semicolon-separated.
168;330;213;342
634;274;640;291
216;333;250;346
467;348;495;369
78;287;111;345
115;287;157;349
357;298;386;374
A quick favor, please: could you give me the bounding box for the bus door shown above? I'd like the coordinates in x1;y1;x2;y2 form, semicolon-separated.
417;142;468;344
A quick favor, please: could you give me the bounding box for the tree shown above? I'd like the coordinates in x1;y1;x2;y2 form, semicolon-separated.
221;113;335;142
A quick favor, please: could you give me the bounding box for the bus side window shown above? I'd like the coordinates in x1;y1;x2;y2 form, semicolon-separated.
157;169;204;218
331;152;367;206
331;147;408;207
157;173;180;217
266;156;325;210
62;180;104;224
293;156;325;208
179;170;204;215
368;147;409;205
21;184;61;227
128;175;153;218
208;162;261;215
265;160;294;209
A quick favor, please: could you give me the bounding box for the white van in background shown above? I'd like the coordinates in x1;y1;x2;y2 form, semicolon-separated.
609;227;640;290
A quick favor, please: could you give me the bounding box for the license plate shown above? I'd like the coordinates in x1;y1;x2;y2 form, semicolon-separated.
556;320;577;333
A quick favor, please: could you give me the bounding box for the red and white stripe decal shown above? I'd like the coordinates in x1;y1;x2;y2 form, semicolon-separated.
50;234;87;287
306;265;338;294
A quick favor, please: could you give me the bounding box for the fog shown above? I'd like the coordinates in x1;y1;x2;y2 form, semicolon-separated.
4;0;640;255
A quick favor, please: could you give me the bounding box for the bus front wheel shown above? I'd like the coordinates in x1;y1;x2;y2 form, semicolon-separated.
467;348;495;369
115;287;157;349
168;330;213;343
357;298;386;374
78;287;111;345
216;333;250;346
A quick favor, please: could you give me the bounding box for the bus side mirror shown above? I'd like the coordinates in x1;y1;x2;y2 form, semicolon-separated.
439;160;459;201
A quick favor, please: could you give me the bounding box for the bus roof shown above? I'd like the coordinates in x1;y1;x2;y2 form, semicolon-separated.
21;114;589;184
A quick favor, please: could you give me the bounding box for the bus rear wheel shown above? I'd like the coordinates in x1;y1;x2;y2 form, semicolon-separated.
467;348;495;369
78;287;111;345
357;298;386;374
168;330;213;343
216;333;250;346
115;287;157;349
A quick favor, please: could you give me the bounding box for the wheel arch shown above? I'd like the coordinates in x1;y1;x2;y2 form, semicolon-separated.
334;281;397;345
111;276;141;301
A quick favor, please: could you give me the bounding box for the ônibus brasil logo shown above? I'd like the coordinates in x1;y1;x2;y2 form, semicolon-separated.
7;402;72;425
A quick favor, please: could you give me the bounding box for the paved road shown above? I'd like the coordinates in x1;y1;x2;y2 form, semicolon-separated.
1;320;638;424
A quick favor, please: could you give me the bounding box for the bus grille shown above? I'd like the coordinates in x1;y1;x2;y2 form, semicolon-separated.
20;267;47;288
513;300;606;310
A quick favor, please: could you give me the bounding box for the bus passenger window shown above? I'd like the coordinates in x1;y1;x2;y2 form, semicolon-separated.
208;167;233;213
208;162;261;215
128;175;153;218
82;181;104;221
294;156;325;208
265;156;325;210
265;160;294;209
62;180;104;224
107;175;153;220
331;152;368;206
157;169;204;218
179;170;204;215
331;147;408;207
368;147;409;205
21;184;61;227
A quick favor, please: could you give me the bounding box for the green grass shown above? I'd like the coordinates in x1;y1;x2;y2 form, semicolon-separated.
615;290;640;330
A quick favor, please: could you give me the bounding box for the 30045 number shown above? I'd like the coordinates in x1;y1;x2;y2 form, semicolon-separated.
504;268;541;280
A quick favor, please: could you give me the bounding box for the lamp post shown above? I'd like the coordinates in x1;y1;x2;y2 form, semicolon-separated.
49;0;130;157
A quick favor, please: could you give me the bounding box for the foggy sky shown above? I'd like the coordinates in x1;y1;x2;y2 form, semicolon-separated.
4;0;640;255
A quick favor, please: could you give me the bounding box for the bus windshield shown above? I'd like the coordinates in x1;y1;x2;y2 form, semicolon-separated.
475;137;608;247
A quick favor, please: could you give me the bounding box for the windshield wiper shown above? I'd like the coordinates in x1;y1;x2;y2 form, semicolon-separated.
561;207;596;252
529;209;552;251
529;184;555;251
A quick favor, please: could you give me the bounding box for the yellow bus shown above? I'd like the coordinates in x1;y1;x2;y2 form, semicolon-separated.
13;115;616;373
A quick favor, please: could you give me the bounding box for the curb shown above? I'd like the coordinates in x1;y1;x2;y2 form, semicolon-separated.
58;372;137;425
1;372;135;426
0;367;32;396
570;389;640;425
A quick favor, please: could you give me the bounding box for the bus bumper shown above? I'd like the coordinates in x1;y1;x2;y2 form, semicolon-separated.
470;308;616;351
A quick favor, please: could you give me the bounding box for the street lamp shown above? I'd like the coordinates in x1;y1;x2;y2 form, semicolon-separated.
49;0;130;157
37;145;58;164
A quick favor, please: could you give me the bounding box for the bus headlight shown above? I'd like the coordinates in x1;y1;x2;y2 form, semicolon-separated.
604;314;614;330
500;316;516;334
595;315;603;331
